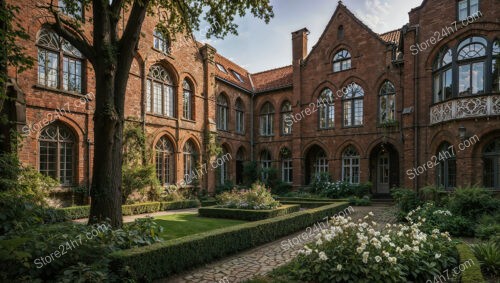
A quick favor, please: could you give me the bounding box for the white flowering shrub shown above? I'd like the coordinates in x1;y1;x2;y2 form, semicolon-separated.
289;213;457;282
216;182;280;210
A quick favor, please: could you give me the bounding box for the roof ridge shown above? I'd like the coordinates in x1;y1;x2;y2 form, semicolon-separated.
252;65;293;75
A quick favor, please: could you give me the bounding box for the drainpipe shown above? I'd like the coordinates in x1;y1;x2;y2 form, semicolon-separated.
250;93;254;161
408;24;420;191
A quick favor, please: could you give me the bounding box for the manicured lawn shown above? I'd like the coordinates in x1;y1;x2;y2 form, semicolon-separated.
154;213;247;240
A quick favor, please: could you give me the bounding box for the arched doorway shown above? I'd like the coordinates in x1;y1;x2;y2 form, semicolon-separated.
235;147;245;185
369;143;399;194
304;145;328;184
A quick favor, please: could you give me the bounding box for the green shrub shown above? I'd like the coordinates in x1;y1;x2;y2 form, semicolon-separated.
215;180;235;194
391;188;420;220
419;186;447;205
471;242;500;277
122;165;160;204
311;178;372;199
279;201;335;208
348;195;372;206
475;213;500;241
277;191;323;198
310;172;331;194
272;182;292;195
56;205;90;220
216;182;280;210
456;243;487;283
200;198;217;207
109;202;350;281
122;202;161;216
243;161;259;187
199;204;300;221
445;188;500;222
159;200;199;210
277;197;340;202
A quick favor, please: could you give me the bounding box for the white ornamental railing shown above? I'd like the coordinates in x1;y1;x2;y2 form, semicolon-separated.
430;94;500;124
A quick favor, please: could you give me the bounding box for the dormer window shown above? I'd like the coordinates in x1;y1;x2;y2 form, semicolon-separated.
458;0;479;21
216;63;228;74
231;70;244;82
333;49;351;72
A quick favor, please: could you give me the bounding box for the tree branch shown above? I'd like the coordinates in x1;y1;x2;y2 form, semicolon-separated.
119;0;150;55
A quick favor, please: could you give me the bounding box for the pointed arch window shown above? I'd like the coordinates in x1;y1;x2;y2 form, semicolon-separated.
39;123;75;186
343;83;364;127
183;141;197;184
337;25;344;40
147;65;175;117
436;142;456;189
37;29;84;93
182;79;193;120
155;136;175;186
433;48;453;102
218;147;229;185
281;148;293;183
314;149;329;176
333;49;351;72
217;94;229;130
281;101;292;135
235;98;245;133
342;146;360;184
260;150;272;181
379;81;396;123
483;139;500;189
236;147;245;185
260;102;274;136
319;89;334;129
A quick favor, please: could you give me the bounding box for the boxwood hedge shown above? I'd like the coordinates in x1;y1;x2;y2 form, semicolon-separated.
198;204;300;221
54;200;200;220
456;243;486;283
279;201;336;208
109;202;349;281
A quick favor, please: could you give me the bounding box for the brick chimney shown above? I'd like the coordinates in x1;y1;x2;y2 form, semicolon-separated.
292;28;309;63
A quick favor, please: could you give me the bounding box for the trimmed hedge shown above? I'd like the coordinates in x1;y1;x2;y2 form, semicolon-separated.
55;200;200;220
198;204;300;221
277;197;348;202
200;199;217;207
109;202;349;281
456;243;486;283
279;201;335;208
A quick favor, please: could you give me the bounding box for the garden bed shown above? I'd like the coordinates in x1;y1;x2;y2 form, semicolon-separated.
109;202;349;281
198;204;300;221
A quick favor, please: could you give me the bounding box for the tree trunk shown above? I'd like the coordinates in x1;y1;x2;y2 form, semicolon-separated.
88;62;124;228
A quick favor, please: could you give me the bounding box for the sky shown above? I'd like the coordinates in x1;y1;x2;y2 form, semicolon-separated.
194;0;423;73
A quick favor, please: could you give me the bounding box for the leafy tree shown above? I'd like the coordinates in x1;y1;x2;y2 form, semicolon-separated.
37;0;273;227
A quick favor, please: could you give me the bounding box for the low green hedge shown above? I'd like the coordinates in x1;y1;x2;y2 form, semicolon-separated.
109;202;349;281
200;199;217;207
277;197;347;202
55;200;200;220
279;200;335;208
198;204;301;221
456;243;486;283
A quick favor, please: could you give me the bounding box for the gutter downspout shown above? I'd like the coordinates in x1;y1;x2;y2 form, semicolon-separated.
409;24;420;191
250;93;254;161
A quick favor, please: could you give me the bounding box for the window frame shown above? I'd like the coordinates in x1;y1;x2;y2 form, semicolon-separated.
146;65;175;117
235;98;245;134
342;83;364;127
333;49;352;73
183;141;197;184
182;79;193;120
281;101;293;135
155;136;175;186
436;143;456;190
153;29;170;54
216;94;229;131
378;81;396;124
281;157;293;183
457;0;479;21
259;102;275;136
318;88;335;129
342;146;360;184
260;150;272;181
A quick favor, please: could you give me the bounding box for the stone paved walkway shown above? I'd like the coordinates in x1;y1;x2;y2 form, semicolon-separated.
159;204;398;283
73;208;198;224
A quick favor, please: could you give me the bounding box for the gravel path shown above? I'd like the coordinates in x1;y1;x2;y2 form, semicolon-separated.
159;204;398;283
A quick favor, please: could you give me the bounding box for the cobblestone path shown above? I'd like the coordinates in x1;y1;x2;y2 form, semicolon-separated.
159;204;398;283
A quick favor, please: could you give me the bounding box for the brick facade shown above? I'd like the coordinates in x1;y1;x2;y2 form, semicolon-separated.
7;0;500;199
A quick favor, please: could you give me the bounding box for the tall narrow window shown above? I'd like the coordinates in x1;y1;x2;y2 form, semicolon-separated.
314;150;329;176
39;123;75;186
182;79;193;120
337;25;344;40
319;89;335;129
155;136;175;186
343;83;364;127
235;98;245;134
436;142;456;189
183;141;197;184
379;81;396;123
333;49;351;72
493;40;500;93
147;65;175;117
458;36;487;96
260;102;274;136
483;139;500;189
236;148;245;185
217;94;229;130
342;146;360;184
458;0;479;21
218;147;229;185
153;29;169;54
281;101;292;135
281;148;293;183
433;48;453;102
37;29;84;93
260;150;272;181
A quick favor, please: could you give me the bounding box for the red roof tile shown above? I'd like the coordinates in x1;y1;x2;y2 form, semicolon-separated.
214;54;253;92
379;29;401;44
252;65;293;93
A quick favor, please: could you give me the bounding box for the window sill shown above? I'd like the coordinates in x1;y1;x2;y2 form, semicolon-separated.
318;127;335;131
151;47;174;59
260;135;275;137
181;118;196;123
217;129;230;133
34;84;88;99
329;68;354;75
341;125;364;129
146;113;177;120
235;131;246;136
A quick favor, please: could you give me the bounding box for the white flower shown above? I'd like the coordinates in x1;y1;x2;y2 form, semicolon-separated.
362;252;369;264
318;251;328;261
357;245;366;254
382;251;390;258
435;253;441;259
336;264;342;271
388;257;397;264
375;256;382;263
368;212;374;216
316;238;323;245
412;246;419;252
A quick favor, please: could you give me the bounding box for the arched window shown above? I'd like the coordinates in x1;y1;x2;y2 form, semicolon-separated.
182;79;193;120
436;142;456;189
281;101;292;135
281;148;293;183
433;48;453;102
236;147;245;185
379;81;396;123
260;150;272;181
155;136;175;186
333;49;351;72
153;29;169;54
183;141;197;184
457;36;487;96
235;98;245;133
218;146;230;185
146;65;175;117
39;123;75;185
217;94;229;130
314;149;328;176
342;146;360;184
260;102;274;136
343;83;364;127
483;139;500;189
319;89;334;129
493;39;500;93
37;29;84;93
337;25;344;40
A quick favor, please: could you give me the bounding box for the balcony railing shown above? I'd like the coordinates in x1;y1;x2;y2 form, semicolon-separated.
430;94;500;125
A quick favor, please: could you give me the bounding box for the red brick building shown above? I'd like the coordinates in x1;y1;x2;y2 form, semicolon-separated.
6;0;500;198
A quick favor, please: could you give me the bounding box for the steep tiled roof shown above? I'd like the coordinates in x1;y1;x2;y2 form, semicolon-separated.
214;54;253;92
379;29;401;45
252;65;293;93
